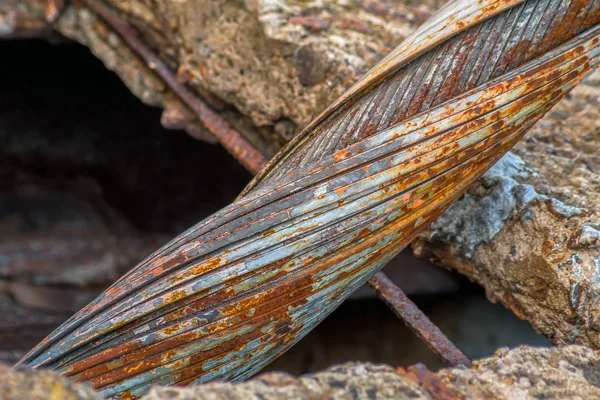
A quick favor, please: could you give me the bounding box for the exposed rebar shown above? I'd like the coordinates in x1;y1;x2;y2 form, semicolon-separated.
81;0;268;175
368;272;470;367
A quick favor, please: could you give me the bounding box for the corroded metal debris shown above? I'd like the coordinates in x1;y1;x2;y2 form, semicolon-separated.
414;70;600;349
20;0;600;398
368;272;470;367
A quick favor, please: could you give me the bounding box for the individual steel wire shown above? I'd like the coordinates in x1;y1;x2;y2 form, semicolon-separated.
20;0;600;398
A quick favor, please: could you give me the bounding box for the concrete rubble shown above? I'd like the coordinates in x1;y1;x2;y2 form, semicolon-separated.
5;345;599;399
143;346;600;399
414;71;600;348
140;345;600;399
0;364;101;400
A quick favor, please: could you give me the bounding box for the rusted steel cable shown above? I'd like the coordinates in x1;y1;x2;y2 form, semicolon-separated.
369;272;470;366
21;0;600;398
76;0;454;364
80;0;267;175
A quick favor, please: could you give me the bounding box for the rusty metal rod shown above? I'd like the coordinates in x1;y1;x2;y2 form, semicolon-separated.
368;272;470;366
80;0;268;175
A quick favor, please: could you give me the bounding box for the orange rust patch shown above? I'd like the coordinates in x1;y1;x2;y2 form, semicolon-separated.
162;324;181;336
357;228;372;239
168;290;187;303
123;361;146;374
333;149;349;161
170;275;186;285
335;187;347;195
191;256;222;275
262;229;276;237
121;390;133;400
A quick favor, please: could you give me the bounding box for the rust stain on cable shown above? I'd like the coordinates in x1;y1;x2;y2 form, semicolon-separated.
45;0;66;23
20;0;600;398
80;0;267;175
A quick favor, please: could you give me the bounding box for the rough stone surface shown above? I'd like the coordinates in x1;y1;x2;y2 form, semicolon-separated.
438;346;600;399
141;346;600;400
145;364;431;400
413;71;600;348
0;364;100;400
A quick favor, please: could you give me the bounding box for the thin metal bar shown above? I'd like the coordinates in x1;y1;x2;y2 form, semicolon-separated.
368;272;471;367
80;0;268;175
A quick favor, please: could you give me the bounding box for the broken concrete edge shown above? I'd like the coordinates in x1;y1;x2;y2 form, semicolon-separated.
414;72;600;348
3;345;599;399
15;0;433;154
0;363;102;400
143;346;600;399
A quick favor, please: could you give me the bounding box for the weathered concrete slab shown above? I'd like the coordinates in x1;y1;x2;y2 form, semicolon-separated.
142;346;600;400
414;72;600;348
